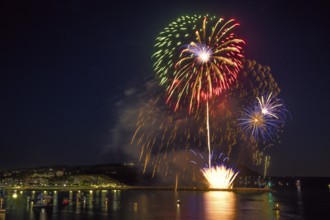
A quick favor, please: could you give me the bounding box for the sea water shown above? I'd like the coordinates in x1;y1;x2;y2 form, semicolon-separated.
1;182;329;219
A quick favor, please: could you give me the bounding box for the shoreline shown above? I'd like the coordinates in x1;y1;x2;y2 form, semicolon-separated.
0;185;275;193
125;186;275;192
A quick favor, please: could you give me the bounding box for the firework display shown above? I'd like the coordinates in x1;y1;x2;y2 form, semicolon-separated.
258;92;286;119
132;58;284;177
131;14;288;188
152;15;244;173
153;15;245;112
238;93;287;142
190;151;239;189
201;165;239;189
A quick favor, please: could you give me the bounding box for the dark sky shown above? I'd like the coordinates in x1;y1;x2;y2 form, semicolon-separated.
1;0;329;176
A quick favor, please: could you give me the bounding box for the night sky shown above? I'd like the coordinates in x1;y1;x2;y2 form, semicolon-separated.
1;0;329;177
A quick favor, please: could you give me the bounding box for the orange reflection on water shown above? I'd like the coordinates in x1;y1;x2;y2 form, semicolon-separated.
204;191;236;220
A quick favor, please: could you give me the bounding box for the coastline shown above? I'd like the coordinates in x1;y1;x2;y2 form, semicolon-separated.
0;185;275;193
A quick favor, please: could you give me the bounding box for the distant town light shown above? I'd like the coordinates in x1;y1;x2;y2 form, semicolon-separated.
12;192;18;199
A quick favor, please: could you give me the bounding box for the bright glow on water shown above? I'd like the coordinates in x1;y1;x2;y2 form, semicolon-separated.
204;191;236;220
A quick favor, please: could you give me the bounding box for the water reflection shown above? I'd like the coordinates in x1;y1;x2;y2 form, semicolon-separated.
267;193;279;220
0;188;315;219
296;184;304;216
33;208;53;220
204;191;236;220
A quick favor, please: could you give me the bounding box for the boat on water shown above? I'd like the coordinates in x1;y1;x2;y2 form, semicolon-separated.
62;198;70;206
33;194;53;209
273;202;280;211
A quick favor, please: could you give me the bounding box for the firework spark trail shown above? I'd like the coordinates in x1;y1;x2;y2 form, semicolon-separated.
263;155;271;178
206;100;211;168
